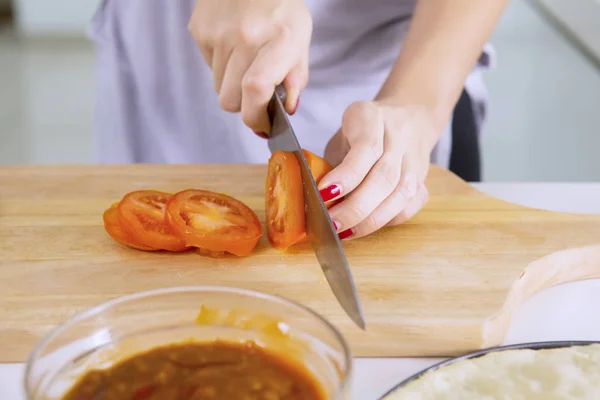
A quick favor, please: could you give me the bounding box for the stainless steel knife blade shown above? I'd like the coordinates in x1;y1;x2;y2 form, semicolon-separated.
267;85;365;330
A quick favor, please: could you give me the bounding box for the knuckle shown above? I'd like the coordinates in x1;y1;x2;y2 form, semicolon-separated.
189;16;214;43
343;102;369;128
190;24;211;47
219;93;241;113
342;102;384;158
346;101;376;118
364;214;380;231
213;28;229;44
366;142;384;162
351;202;370;223
341;102;358;122
272;21;292;39
241;111;257;129
354;101;382;125
377;157;401;190
344;164;362;187
242;73;270;98
351;216;377;240
395;186;411;205
238;18;267;47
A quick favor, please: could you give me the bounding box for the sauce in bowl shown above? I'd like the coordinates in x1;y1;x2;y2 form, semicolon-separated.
63;340;325;400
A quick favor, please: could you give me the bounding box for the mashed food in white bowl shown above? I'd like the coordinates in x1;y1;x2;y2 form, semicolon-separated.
383;344;600;400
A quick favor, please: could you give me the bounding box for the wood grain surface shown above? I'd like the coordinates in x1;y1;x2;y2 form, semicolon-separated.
1;165;600;363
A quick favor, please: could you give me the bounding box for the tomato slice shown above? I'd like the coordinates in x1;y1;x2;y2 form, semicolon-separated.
118;190;189;252
303;149;343;208
266;150;342;250
195;247;227;259
165;190;262;257
103;204;157;251
303;149;334;184
266;151;307;250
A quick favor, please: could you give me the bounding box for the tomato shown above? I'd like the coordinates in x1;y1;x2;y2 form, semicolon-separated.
303;149;333;184
266;151;307;250
195;247;227;259
165;190;262;257
266;150;341;250
117;190;189;252
303;149;343;208
102;204;157;251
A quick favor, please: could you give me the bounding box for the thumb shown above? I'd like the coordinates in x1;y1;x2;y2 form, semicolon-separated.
318;102;384;199
324;131;349;167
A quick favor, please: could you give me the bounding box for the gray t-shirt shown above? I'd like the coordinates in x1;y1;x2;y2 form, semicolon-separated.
89;0;491;166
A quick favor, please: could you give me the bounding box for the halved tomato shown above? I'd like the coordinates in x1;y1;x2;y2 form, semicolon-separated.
165;190;262;257
303;149;333;183
266;151;306;250
266;150;341;250
195;247;227;259
103;204;157;251
303;149;343;208
117;190;189;252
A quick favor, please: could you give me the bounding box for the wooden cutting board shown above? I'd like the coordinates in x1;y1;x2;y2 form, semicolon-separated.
2;165;600;363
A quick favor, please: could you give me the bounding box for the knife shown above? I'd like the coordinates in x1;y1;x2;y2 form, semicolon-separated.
267;85;366;330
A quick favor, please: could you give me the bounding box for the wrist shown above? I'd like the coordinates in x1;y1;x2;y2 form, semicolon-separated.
373;99;441;155
375;78;451;152
375;75;456;138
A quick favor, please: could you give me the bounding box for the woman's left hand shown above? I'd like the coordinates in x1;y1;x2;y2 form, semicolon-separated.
321;100;439;240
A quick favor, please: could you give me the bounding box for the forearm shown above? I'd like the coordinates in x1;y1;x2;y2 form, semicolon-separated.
377;0;508;136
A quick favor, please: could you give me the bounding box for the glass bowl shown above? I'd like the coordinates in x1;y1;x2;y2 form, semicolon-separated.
25;286;352;399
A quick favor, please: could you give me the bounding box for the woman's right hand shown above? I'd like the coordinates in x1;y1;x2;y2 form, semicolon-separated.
189;0;312;136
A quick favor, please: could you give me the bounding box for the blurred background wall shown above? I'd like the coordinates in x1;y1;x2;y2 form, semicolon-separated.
13;0;99;35
1;0;599;182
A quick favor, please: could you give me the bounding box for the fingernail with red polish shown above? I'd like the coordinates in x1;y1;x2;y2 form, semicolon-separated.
319;184;341;202
338;229;353;240
254;131;269;139
332;220;341;231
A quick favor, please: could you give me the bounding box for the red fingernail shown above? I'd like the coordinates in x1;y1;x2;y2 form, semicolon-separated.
319;184;341;202
254;131;269;139
332;220;341;231
291;97;300;115
338;229;353;240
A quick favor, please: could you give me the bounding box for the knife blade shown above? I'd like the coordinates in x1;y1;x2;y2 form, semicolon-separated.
267;85;366;330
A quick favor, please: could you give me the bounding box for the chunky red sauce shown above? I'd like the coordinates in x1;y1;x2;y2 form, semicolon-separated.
62;341;325;400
